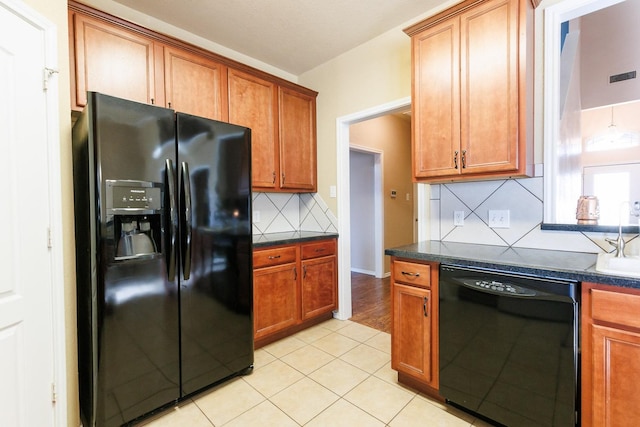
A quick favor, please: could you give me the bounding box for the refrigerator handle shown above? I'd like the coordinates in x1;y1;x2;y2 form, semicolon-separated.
180;161;193;280
164;159;177;282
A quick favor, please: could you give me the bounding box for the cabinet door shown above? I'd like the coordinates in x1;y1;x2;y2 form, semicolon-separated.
412;18;460;178
460;0;519;173
301;256;337;320
391;282;432;384
164;46;228;121
591;324;640;427
228;69;279;190
72;13;157;109
253;263;298;340
278;87;317;192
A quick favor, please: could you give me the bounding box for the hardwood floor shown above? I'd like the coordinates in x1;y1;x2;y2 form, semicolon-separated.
350;272;391;333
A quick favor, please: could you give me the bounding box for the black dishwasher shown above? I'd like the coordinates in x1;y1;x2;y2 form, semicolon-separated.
439;264;579;427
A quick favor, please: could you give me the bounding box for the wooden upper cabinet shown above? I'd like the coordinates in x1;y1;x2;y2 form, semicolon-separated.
228;75;318;193
460;0;519;174
163;46;228;121
278;87;317;192
412;19;460;178
69;2;319;193
405;0;533;182
228;69;279;190
71;12;158;110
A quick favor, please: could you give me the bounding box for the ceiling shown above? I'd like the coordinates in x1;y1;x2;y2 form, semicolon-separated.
113;0;447;75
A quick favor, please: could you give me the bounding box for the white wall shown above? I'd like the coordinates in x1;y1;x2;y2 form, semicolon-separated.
349;151;376;274
580;0;640;109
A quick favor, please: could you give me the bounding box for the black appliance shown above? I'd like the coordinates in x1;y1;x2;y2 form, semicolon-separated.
439;265;579;427
72;92;253;426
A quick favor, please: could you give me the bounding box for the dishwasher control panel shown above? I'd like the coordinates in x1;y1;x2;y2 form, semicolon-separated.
458;278;537;296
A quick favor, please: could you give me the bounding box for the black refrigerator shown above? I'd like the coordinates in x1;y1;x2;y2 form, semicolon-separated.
72;92;253;427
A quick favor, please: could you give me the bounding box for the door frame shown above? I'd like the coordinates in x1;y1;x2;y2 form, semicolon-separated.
335;96;428;320
1;0;68;424
349;145;384;278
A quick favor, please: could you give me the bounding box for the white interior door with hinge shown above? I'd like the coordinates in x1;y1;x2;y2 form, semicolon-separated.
0;0;64;426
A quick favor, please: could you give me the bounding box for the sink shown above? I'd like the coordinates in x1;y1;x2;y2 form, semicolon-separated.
596;253;640;278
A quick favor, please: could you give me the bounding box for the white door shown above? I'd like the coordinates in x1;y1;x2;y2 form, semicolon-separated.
0;1;58;426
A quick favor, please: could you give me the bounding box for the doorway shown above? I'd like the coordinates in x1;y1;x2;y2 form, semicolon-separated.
349;147;383;278
335;97;429;321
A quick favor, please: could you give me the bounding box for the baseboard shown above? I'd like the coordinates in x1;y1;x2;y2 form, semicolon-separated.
351;267;375;276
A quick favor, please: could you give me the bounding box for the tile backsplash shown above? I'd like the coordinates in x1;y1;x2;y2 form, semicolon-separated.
252;192;338;235
430;177;639;255
252;178;639;256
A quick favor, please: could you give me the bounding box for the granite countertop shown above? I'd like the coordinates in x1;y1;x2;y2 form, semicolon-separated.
385;240;640;290
253;231;339;248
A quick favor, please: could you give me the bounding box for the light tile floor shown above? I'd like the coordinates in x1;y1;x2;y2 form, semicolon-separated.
141;319;492;426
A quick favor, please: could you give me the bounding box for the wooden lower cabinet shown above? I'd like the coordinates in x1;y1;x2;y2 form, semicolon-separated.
253;238;337;347
392;283;432;382
390;258;439;395
582;282;640;427
301;242;337;320
253;262;298;340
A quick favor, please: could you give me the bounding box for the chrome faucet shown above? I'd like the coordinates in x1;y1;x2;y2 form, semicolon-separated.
606;224;626;258
606;201;629;258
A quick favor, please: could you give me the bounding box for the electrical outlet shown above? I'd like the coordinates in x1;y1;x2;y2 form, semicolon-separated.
454;211;465;226
489;210;510;228
253;210;261;223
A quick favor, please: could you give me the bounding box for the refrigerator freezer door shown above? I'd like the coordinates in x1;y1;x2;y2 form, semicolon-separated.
176;113;253;396
75;92;180;427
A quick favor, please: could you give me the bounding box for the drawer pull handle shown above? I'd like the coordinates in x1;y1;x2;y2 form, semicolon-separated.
268;255;281;260
315;248;326;252
423;297;429;317
401;271;420;277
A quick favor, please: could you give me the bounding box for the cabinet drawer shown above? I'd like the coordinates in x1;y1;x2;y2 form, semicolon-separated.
253;245;297;269
393;261;431;288
591;288;640;330
301;239;336;260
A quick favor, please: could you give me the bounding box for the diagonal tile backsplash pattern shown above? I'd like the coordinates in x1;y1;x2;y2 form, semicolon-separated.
252;192;338;235
252;177;638;255
431;177;639;255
